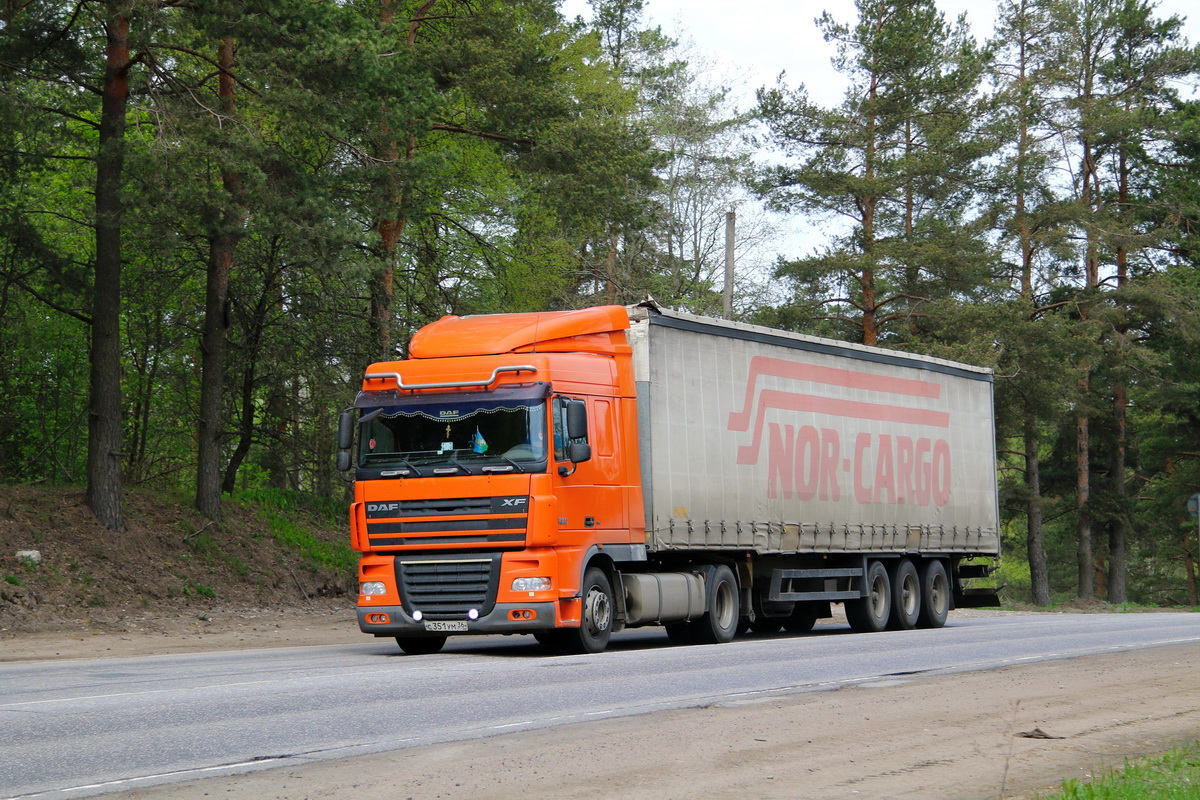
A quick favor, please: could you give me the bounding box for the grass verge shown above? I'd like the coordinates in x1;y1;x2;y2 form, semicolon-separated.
1045;741;1200;799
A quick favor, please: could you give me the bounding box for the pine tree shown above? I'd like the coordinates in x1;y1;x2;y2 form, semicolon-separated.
755;0;990;345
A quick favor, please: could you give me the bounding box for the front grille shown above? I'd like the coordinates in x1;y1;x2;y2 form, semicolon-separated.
395;555;500;620
366;495;529;550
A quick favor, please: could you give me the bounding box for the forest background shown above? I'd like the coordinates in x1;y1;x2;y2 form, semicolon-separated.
2;0;1199;609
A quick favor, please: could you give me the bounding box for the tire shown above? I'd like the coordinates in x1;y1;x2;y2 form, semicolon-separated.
748;590;786;634
748;616;784;634
690;565;740;644
395;635;447;655
783;603;819;634
846;560;891;633
916;559;950;629
665;621;695;645
533;630;565;650
888;558;921;631
561;567;614;654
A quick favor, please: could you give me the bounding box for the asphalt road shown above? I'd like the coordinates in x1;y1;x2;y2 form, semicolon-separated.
4;612;1200;800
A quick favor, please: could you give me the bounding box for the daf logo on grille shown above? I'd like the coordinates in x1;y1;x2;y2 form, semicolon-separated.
367;502;401;513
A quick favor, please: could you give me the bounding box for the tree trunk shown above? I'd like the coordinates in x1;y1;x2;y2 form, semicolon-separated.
368;0;433;360
605;231;619;304
1025;406;1050;605
86;0;132;532
1107;149;1132;604
1107;368;1129;604
221;262;278;494
196;37;246;520
220;360;256;496
1186;523;1198;607
1076;365;1094;599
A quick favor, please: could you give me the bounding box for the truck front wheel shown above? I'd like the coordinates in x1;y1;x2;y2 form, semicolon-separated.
846;560;891;633
563;567;614;654
395;635;447;655
691;565;739;644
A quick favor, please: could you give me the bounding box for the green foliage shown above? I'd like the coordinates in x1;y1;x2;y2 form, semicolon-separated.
0;0;1199;606
755;0;993;343
1048;741;1200;799
232;488;355;572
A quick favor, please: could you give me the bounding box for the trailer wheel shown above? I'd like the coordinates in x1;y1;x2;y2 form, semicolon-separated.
395;635;447;655
691;565;739;644
846;560;891;633
783;603;819;634
888;559;921;630
916;559;950;629
562;567;614;654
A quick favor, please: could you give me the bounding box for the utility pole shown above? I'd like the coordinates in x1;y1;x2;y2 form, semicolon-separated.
723;210;735;320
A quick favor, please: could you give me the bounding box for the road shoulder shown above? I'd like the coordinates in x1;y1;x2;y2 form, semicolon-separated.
110;642;1200;800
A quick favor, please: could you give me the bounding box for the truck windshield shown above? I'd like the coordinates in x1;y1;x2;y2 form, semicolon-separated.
354;384;549;476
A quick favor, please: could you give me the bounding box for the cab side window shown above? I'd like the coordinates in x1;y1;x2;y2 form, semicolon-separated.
552;396;588;461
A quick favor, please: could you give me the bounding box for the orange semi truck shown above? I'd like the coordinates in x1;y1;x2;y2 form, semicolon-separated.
336;303;1000;654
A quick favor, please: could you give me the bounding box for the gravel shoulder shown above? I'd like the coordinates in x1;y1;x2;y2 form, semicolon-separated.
7;609;1200;800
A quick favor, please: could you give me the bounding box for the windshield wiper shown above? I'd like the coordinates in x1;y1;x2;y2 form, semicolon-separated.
482;455;524;473
396;458;423;477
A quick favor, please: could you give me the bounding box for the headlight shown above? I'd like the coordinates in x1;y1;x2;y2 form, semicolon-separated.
512;577;552;592
360;581;387;596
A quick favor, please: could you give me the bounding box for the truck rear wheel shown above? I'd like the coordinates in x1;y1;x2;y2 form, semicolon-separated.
562;567;614;654
748;589;786;634
395;635;447;655
846;560;891;633
783;603;819;633
691;565;739;644
916;559;950;629
887;558;921;631
748;617;784;634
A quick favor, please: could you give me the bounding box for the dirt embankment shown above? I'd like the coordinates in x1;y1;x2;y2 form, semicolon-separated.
1;484;355;647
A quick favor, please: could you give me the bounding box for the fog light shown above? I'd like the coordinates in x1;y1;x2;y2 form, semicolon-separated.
360;581;387;596
511;577;552;592
467;608;480;620
412;609;423;622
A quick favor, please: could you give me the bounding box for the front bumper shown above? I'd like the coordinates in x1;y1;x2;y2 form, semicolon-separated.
357;601;558;636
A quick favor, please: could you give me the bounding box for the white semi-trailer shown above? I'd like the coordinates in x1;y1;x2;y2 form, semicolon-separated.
341;303;1001;654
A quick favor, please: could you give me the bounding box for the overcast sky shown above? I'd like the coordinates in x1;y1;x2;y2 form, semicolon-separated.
561;0;1199;110
559;1;1199;263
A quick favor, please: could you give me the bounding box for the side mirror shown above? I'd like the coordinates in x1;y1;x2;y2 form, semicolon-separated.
335;451;352;472
337;410;355;451
566;399;588;439
568;441;591;464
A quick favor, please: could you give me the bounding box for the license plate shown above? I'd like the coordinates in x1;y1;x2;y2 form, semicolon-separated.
424;620;467;632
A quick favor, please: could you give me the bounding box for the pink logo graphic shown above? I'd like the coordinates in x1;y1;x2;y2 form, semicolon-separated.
729;356;952;506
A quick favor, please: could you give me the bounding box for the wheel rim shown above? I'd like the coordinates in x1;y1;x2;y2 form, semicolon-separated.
900;573;918;617
869;573;888;618
713;580;735;629
584;585;611;637
929;572;946;613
